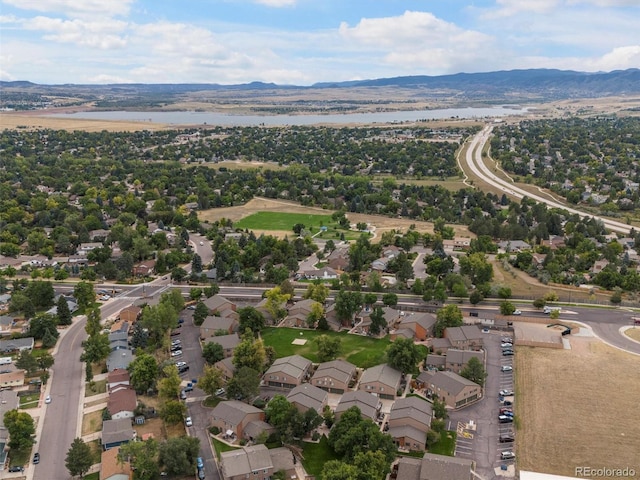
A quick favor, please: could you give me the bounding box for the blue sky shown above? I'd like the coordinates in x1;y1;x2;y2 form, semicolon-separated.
1;0;639;84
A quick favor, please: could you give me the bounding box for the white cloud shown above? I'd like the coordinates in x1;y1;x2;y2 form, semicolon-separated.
1;0;133;18
86;73;132;83
593;45;640;70
25;16;128;49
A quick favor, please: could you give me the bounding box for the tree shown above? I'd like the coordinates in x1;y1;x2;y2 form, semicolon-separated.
193;301;208;326
434;304;463;337
303;282;330;303
158;365;182;400
238;306;265;336
191;253;203;274
74;281;96;310
130;321;149;349
4;409;35;450
460;356;487;387
202;341;225;364
232;334;266;372
226;366;260;401
158;437;200;476
469;290;484;305
386;337;420;374
198;365;224;396
29;313;59;341
159;399;187;425
85;307;102;337
321;461;358;480
381;293;398;307
500;301;516;315
37;352;55;371
497;286;512;299
459;252;494;285
264;286;290;321
335;289;362;324
433;398;448;420
56;295;72;326
306;301;325;328
15;350;38;375
128;354;159;394
118;439;160;480
65;437;92;478
171;267;187;282
81;333;110;364
363;293;378;307
315;335;341;362
369;306;387;336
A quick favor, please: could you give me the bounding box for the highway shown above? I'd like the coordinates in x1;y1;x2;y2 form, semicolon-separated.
462;126;635;235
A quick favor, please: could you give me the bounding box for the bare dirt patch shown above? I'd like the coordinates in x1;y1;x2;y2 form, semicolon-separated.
0;112;169;132
515;339;640;476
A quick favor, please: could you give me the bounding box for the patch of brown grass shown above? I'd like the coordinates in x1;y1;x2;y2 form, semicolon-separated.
0;113;168;132
624;328;640;342
82;410;104;436
515;339;640;476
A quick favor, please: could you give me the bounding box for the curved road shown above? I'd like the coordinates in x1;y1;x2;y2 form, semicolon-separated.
463;126;634;235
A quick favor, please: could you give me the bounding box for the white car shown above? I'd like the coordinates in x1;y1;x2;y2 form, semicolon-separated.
501;342;513;348
171;350;182;357
501;451;516;460
501;365;513;372
185;416;193;427
45;395;51;404
500;389;514;397
512;309;522;315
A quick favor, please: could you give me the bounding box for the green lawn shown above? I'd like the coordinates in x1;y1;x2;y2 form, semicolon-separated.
85;379;107;397
84;473;99;480
428;430;457;456
236;212;333;231
19;393;40;409
302;435;339;478
212;438;240;459
261;327;392;369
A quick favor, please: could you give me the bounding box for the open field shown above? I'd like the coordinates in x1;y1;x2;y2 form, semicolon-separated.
514;338;640;476
199;197;473;241
0;112;169;132
236;211;333;231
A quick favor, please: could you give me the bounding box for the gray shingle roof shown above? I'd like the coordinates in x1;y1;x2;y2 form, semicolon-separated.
102;418;135;445
425;371;480;396
206;333;240;350
286;384;328;412
390;396;433;425
335;390;381;420
311;359;356;385
264;355;311;381
220;445;273;478
388;424;427;444
212;400;262;426
360;363;402;388
419;452;473;480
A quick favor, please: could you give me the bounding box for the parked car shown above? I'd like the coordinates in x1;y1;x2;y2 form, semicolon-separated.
197;457;204;469
185;416;193;427
187;305;196;310
215;388;226;396
500;389;514;396
501;342;513;348
33;452;40;464
501;451;516;460
45;395;51;404
198;468;205;480
498;415;513;423
501;365;513;372
501;337;513;343
184;383;194;392
500;434;515;443
171;350;182;357
502;400;513;407
502;350;514;356
8;466;24;472
500;408;513;414
180;390;187;400
482;328;490;333
178;365;190;373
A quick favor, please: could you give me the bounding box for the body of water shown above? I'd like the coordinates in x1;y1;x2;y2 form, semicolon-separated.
47;106;528;126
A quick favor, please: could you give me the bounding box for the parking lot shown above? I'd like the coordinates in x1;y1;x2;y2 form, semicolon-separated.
448;327;517;479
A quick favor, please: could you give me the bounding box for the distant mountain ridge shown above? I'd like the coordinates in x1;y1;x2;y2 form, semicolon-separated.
1;68;639;102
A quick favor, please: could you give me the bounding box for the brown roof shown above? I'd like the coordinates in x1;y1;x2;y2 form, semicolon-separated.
107;388;137;415
100;446;132;480
107;369;130;385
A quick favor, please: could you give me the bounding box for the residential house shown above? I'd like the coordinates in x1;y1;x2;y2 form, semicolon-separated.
283;298;321;328
358;364;402;400
310;359;357;394
268;447;297;480
286;383;328;414
102;418;136;450
334;390;382;422
442;237;472;252
0;337;34;353
118;306;141;324
417;371;482;409
219;444;274;480
442;349;485;374
428;337;452;355
303;267;338;280
391;452;474;480
0;315;14;337
89;229;111;241
205;334;240;358
326;247;349;271
541;235;565;250
443;325;484;350
107;369;130;391
200;314;238;340
132;259;156;277
371;257;390;272
254;297;284;325
591;259;610;275
215;357;235;382
204;295;237;315
0;390;19;461
78;242;103;255
107;387;137;419
100;446;132;480
107;331;134;372
0;369;25;389
210;400;266;439
387;396;433;451
497;240;531;252
392;312;437;341
263;355;312;389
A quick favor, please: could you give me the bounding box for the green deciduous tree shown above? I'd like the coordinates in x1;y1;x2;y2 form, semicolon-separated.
386;337;420;374
15;350;38;375
4;409;35;450
29;313;60;341
369;306;387;336
226;366;260;402
158;436;200;476
159;399;187;425
499;300;516;315
202;341;225;364
335;289;362;324
193;301;208;326
56;295;72;325
198;365;224;397
434;304;463;337
74;281;96;310
118;438;160;480
128;354;159;394
238;306;265;336
459;356;487;387
315;335;341;362
303;282;330;303
158;365;182;400
65;437;93;478
81;333;110;364
232;334;266;372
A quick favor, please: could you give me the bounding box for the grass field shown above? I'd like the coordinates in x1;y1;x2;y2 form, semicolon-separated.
19;393;40;409
514;338;640;476
428;430;457;456
624;328;640;342
212;438;240;459
261;327;393;368
302;435;339;478
82;410;103;436
236;211;333;231
85;379;106;397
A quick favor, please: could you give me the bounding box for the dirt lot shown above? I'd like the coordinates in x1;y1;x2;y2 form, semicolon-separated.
515;337;640;476
198;196;473;241
0;112;169;132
